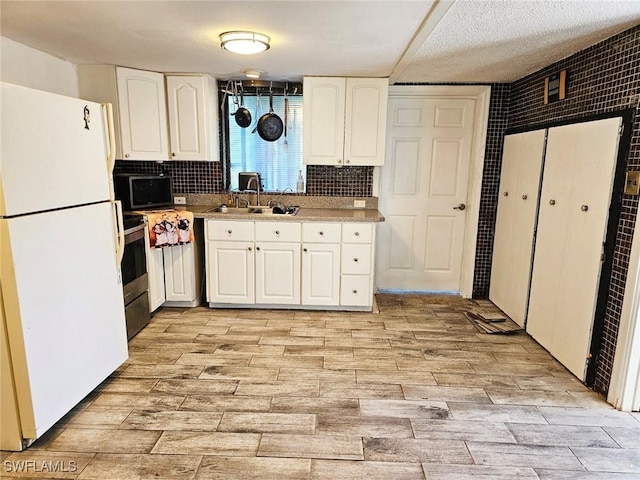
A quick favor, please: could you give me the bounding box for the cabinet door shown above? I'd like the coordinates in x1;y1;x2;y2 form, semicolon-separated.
490;130;546;327
166;75;218;161
163;244;196;302
527;117;621;380
208;241;254;304
303;77;346;166
302;243;340;305
344;78;388;166
116;67;169;161
255;242;301;305
144;225;166;312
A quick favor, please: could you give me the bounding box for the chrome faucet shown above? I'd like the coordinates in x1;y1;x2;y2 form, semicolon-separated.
246;176;261;206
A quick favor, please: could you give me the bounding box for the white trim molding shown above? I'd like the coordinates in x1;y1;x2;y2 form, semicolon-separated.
608;214;640;411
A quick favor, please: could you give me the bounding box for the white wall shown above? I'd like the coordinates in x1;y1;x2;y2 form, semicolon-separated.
1;37;77;97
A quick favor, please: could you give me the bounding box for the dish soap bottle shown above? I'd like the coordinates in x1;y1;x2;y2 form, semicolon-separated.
296;170;305;193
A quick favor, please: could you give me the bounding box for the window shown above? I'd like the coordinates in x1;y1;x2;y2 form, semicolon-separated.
227;94;304;192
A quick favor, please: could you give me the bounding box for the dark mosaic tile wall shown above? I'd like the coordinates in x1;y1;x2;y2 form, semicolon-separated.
115;162;373;197
305;165;374;196
472;84;511;298
114;160;224;194
500;25;640;394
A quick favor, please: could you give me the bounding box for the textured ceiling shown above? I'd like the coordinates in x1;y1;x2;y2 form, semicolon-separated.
1;0;639;84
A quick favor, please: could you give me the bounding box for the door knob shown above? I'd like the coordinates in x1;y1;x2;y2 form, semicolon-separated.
453;203;466;211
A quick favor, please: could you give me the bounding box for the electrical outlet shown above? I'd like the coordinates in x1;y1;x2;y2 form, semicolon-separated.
174;196;186;205
354;200;366;208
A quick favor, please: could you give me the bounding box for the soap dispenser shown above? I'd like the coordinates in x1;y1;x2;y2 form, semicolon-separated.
296;170;305;193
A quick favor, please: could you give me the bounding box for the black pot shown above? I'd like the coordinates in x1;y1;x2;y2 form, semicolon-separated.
257;91;283;142
235;90;252;128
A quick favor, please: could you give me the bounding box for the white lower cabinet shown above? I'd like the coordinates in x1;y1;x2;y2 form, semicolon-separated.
144;221;201;312
206;219;376;310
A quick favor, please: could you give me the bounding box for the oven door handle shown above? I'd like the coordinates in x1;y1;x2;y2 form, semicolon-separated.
114;200;125;266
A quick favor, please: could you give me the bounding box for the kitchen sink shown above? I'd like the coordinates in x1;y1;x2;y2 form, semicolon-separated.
206;206;299;216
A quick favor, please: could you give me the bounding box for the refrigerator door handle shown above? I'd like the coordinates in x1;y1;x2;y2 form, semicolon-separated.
114;200;125;266
102;103;116;200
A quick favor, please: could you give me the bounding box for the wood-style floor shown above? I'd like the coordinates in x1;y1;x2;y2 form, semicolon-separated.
3;294;640;479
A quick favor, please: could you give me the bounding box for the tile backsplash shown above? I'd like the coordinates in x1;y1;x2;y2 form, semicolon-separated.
114;162;373;197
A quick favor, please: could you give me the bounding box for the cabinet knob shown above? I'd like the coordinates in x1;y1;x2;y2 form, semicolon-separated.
248;246;252;251
337;159;342;164
522;194;528;200
549;199;556;206
352;289;358;294
504;191;509;197
125;153;130;158
346;160;350;164
303;248;308;252
355;232;360;236
171;152;176;157
275;230;280;235
227;230;232;234
319;231;324;236
256;246;261;251
581;205;589;212
354;258;359;262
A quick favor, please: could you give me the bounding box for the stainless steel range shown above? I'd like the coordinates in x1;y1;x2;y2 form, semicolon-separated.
121;214;150;339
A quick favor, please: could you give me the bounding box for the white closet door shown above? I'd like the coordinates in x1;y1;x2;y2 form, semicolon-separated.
527;117;622;380
490;130;546;327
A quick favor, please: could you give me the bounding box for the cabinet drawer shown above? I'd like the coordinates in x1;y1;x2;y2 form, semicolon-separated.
207;220;254;241
342;223;373;243
341;244;371;275
302;223;341;243
340;275;372;307
255;222;301;242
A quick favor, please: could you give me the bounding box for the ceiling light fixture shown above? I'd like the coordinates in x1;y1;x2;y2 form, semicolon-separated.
243;69;263;79
220;31;270;55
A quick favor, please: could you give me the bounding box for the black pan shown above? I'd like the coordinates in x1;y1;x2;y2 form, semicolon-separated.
257;89;283;142
235;87;252;128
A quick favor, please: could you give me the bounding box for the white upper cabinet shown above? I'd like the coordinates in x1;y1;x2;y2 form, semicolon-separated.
166;75;219;162
116;67;169;161
303;77;388;166
78;65;169;161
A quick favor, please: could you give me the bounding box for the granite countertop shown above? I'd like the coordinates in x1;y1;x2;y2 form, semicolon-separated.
181;205;385;223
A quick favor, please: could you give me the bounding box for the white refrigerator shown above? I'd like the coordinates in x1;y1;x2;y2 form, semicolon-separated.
0;83;128;450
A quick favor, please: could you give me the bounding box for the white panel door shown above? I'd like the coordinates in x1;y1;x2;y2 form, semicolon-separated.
301;243;340;306
1;202;127;438
0;83;110;216
255;242;301;305
208;241;254;304
116;67;169;161
490;130;546;327
163;244;196;302
377;97;476;292
527;117;622;380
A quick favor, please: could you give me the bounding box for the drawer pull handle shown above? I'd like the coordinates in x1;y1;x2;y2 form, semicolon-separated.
355;232;360;236
227;230;232;234
352;289;358;294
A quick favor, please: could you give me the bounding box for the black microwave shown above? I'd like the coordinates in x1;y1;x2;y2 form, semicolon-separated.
114;173;173;210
